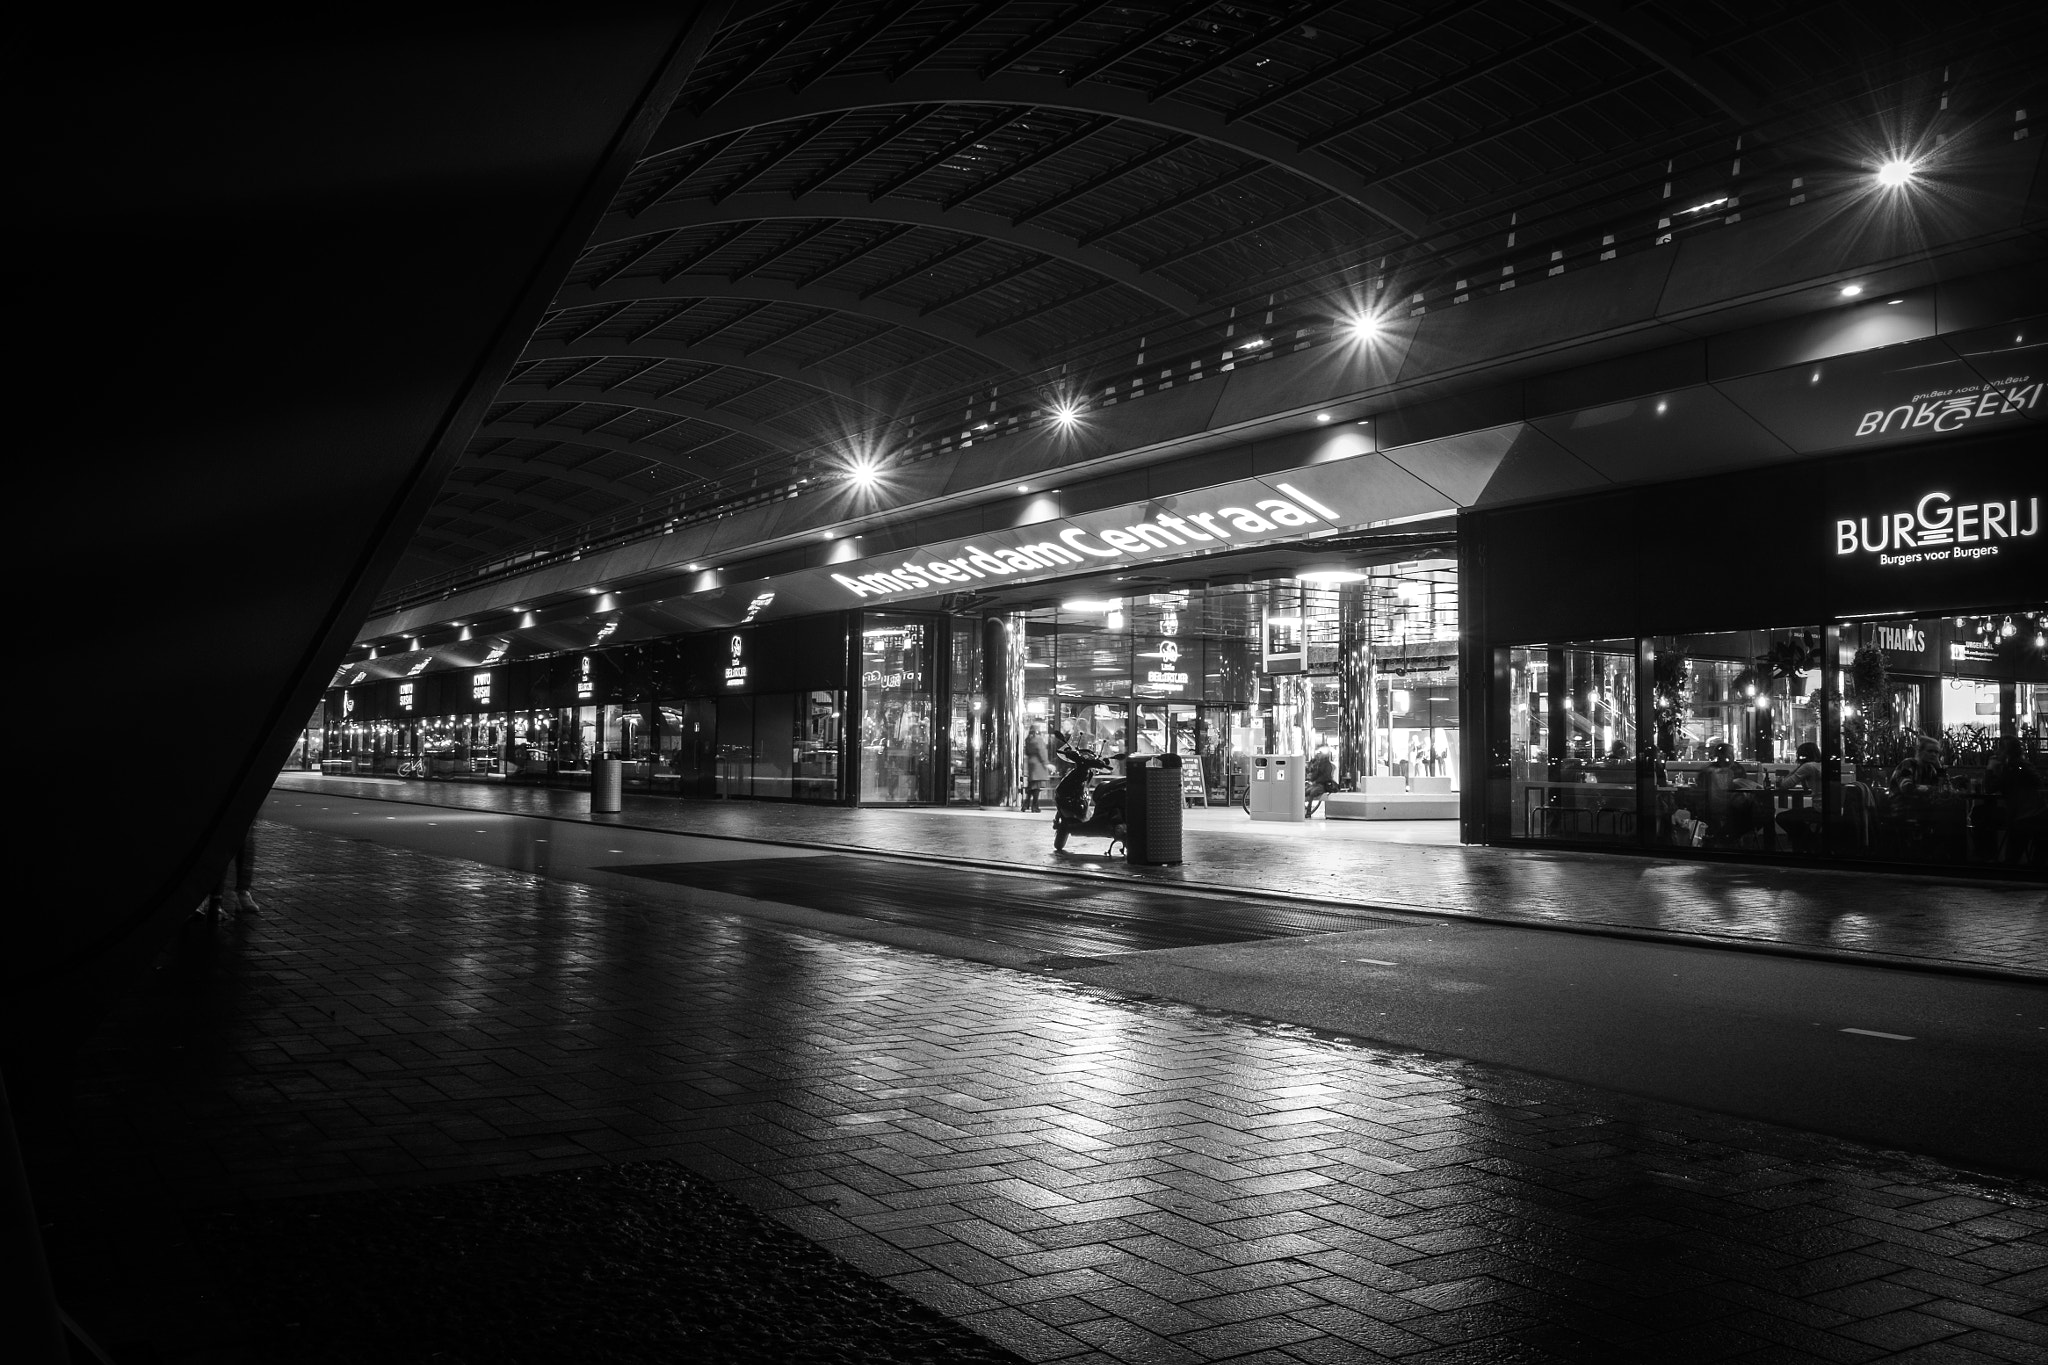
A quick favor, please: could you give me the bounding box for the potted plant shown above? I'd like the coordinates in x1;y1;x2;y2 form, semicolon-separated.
1845;645;1896;770
1650;645;1691;758
1762;630;1820;696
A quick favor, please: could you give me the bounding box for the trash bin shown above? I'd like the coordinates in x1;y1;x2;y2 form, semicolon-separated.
591;757;624;813
1124;754;1184;865
1248;754;1305;822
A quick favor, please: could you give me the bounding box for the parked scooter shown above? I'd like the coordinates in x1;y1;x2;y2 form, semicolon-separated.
1050;735;1130;853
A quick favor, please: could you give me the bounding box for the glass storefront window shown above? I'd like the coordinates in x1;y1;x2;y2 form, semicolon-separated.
1488;611;2047;868
1496;641;1636;844
860;614;935;803
1832;609;2047;868
718;694;755;797
796;692;841;801
947;619;983;803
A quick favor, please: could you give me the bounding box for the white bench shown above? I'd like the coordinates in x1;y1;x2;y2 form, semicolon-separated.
1325;775;1459;820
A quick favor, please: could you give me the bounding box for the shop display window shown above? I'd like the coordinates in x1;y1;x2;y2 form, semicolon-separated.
1647;627;1822;855
1831;609;2046;868
860;614;935;803
1487;609;2045;867
796;691;841;801
718;694;755;797
947;619;983;804
1496;640;1637;844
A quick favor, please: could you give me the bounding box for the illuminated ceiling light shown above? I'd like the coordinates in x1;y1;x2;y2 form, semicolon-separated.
1875;157;1916;188
1839;283;1863;298
1344;314;1382;342
1017;484;1030;493
1297;569;1366;584
848;457;881;489
1315;412;1331;422
1886;298;1904;305
1061;598;1115;613
1052;401;1080;427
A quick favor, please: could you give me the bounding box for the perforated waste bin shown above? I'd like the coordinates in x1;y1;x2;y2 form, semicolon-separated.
591;758;624;813
1248;754;1305;822
1124;754;1184;865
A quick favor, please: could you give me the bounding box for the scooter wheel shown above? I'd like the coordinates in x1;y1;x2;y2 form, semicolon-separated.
1053;823;1069;851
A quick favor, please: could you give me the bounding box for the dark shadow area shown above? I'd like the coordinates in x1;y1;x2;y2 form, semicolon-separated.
44;1161;1023;1365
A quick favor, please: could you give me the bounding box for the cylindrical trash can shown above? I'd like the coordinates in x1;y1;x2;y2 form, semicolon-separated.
1124;754;1184;865
591;757;624;813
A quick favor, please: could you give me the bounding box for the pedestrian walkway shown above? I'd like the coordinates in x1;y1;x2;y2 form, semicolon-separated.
28;820;2047;1364
275;774;2048;978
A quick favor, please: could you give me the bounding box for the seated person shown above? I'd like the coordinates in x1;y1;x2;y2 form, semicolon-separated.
1774;741;1824;850
1694;743;1760;839
1976;739;2045;863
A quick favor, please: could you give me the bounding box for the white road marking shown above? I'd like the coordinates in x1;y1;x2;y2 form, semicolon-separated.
1841;1027;1914;1041
1352;958;1399;967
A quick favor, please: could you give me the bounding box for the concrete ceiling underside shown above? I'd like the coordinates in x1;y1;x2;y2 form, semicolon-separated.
389;0;2048;592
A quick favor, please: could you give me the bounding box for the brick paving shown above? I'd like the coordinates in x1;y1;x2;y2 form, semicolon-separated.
31;818;2048;1364
276;773;2048;977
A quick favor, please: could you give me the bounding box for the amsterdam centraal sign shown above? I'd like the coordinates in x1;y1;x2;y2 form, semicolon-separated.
829;480;1344;600
722;454;1452;624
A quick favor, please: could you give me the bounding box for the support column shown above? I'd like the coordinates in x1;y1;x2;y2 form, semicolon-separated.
984;615;1025;808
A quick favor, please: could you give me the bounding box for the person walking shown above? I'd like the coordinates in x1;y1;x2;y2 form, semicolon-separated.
1023;725;1052;813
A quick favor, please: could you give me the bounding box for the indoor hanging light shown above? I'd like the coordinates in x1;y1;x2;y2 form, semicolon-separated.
2001;616;2017;638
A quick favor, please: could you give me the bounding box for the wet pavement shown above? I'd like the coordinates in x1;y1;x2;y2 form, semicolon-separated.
276;774;2048;977
28;819;2047;1364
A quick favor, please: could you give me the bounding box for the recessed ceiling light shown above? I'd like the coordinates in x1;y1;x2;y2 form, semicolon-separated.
1839;284;1864;298
1315;413;1331;422
1886;298;1904;305
1017;484;1030;492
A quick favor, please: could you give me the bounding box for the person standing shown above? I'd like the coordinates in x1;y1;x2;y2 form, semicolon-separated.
208;824;260;919
1023;725;1052;812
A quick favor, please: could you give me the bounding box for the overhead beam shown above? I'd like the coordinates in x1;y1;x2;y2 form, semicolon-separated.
421;507;571;541
641;72;1435;241
1553;1;1759;123
477;419;727;479
519;335;885;410
554;274;1038;371
587;189;1201;314
409;524;512;556
438;483;608;521
495;382;810;452
457;453;655;499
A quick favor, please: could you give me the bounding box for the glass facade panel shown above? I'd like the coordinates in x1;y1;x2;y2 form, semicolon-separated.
796;691;841;801
1833;609;2047;867
717;694;754;797
860;614;936;803
750;692;796;797
665;699;717;797
1494;641;1637;843
947;618;983;804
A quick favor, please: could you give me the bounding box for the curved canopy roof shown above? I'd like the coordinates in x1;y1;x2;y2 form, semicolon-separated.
394;0;2045;589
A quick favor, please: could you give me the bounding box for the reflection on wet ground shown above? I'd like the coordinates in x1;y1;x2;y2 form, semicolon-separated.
28;820;2046;1364
278;774;2048;975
